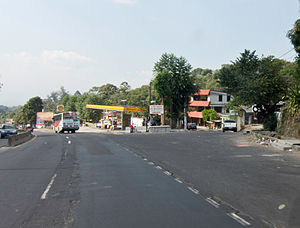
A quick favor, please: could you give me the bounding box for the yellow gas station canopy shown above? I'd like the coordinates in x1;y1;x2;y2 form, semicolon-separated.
86;104;146;112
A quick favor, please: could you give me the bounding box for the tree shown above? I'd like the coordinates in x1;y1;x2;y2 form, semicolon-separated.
153;53;195;128
192;68;224;91
15;96;43;126
285;19;300;114
217;50;288;130
202;109;218;122
287;19;300;57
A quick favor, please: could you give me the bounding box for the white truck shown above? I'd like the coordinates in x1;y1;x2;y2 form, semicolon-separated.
222;119;237;132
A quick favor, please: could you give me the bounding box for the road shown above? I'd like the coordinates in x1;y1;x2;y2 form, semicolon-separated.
0;129;300;227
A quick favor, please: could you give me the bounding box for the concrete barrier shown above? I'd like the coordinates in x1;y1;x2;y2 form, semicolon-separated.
8;131;33;147
149;125;171;133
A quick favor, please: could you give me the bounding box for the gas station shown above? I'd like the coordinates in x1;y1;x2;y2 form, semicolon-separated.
85;104;146;130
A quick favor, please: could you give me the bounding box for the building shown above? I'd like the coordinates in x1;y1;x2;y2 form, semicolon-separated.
188;90;232;125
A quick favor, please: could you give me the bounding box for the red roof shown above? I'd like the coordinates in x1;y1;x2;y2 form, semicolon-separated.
195;89;210;96
188;111;203;119
189;100;210;107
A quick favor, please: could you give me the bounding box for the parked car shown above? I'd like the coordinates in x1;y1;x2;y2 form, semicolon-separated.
187;123;197;130
222;120;237;132
0;124;18;138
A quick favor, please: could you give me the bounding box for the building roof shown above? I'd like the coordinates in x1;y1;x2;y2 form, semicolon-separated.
195;89;210;96
189;100;210;107
187;111;203;119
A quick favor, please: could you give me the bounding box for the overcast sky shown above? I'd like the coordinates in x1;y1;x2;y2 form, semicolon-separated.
0;0;298;106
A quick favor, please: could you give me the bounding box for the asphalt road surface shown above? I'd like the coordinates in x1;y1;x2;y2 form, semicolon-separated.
0;129;300;227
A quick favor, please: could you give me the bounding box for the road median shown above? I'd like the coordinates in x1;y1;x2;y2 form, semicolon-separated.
7;131;34;147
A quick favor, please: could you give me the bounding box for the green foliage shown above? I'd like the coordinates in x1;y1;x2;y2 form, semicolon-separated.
153;69;172;106
287;19;300;56
192;68;224;91
285;19;300;114
15;96;43;125
263;113;277;131
202;109;219;122
153;53;195;127
217;50;288;114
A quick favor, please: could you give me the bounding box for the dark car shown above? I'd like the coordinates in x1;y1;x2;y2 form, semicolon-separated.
0;124;18;138
187;123;197;130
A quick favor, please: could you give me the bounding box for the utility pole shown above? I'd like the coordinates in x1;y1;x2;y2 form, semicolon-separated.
146;82;152;132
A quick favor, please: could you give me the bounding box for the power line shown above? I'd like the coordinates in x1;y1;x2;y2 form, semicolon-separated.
278;48;294;58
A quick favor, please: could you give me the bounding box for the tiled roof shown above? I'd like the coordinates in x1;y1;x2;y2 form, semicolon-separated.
195;89;210;95
187;111;203;119
189;100;210;107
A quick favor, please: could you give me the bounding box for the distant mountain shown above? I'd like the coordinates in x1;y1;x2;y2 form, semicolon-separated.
0;105;21;114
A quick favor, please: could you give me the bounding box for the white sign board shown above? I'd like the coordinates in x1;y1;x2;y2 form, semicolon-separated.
150;105;164;114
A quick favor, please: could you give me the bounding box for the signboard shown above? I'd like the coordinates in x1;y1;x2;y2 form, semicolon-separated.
56;105;64;112
150;105;164;114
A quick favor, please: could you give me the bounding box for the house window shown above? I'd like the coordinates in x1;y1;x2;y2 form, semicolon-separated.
227;95;231;102
219;95;223;102
214;107;222;113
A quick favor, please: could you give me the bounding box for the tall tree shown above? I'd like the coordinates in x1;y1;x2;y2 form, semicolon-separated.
15;96;43;126
153;53;195;128
217;50;288;130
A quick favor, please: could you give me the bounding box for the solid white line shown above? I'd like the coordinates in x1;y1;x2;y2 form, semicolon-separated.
227;213;251;226
175;178;183;184
164;171;172;176
41;173;57;200
206;197;220;208
188;187;199;194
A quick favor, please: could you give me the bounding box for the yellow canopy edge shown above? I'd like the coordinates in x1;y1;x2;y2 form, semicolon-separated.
86;104;145;112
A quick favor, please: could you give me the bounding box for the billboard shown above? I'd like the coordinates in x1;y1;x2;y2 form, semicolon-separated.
150;105;164;114
36;112;54;128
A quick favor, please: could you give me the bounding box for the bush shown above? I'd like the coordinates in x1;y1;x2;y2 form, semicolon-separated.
263;113;277;131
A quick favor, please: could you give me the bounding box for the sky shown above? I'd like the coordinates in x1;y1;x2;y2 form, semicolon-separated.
0;0;299;106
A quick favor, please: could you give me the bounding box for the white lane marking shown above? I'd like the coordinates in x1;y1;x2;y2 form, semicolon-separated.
175;178;183;184
148;162;154;165
233;155;252;158
164;171;172;176
188;187;199;194
66;136;69;139
227;213;251;226
41;173;57;200
143;158;148;161
206;197;220;208
278;204;286;210
156;166;162;170
261;154;281;157
68;141;72;144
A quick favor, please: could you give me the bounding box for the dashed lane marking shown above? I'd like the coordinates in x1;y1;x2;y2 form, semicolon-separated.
175;178;183;184
164;171;172;176
261;154;282;157
227;213;251;226
41;173;57;200
156;166;162;170
148;162;154;165
206;197;220;208
233;155;253;158
68;141;72;144
188;187;199;194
